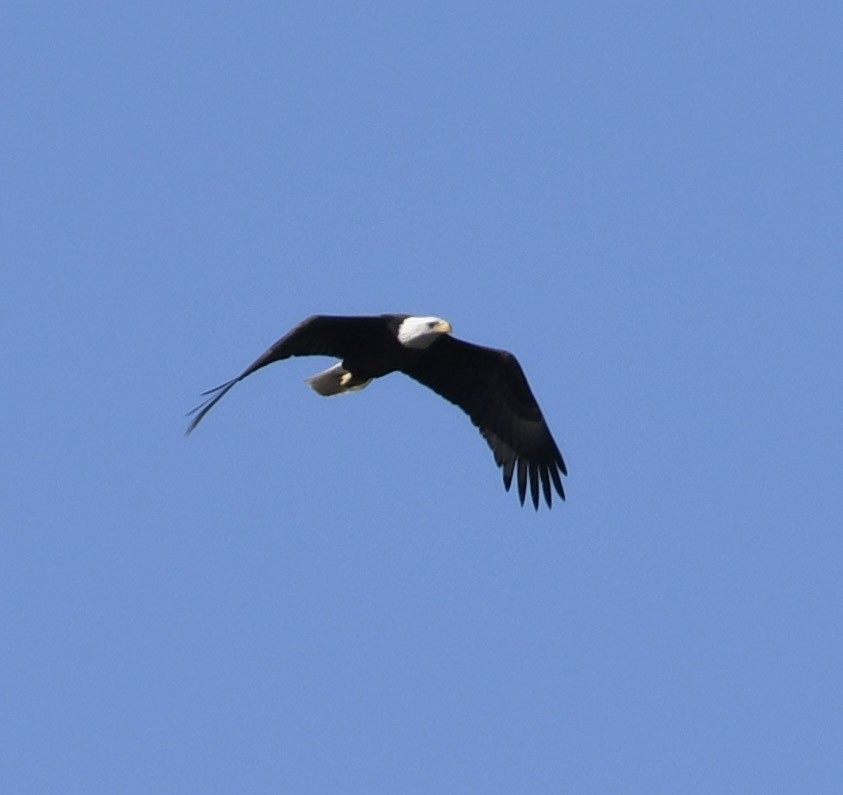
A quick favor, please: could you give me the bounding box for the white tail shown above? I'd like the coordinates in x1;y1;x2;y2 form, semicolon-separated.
306;363;372;396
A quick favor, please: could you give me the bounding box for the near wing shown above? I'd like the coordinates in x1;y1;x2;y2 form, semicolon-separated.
401;336;567;509
185;315;385;435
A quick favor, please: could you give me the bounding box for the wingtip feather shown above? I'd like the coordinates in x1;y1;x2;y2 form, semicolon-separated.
184;378;238;435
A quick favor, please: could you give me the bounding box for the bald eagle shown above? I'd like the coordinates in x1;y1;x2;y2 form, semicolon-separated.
187;314;567;509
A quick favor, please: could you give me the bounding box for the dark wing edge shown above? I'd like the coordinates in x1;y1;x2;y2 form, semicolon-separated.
185;315;379;435
482;426;566;510
402;336;567;510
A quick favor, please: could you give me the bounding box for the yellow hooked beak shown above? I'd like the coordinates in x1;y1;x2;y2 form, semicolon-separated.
434;320;453;334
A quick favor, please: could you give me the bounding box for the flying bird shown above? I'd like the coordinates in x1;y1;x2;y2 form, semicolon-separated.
186;314;567;509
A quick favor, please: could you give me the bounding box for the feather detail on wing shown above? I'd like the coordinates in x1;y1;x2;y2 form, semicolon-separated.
400;336;567;509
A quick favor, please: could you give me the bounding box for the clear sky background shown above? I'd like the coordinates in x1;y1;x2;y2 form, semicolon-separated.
3;3;841;793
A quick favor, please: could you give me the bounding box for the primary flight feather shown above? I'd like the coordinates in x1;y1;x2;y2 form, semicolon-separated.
187;314;567;509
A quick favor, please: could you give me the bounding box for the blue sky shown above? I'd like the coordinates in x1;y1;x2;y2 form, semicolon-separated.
3;2;841;792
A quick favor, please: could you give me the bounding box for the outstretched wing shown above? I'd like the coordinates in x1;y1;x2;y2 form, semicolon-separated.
185;315;386;434
401;336;567;509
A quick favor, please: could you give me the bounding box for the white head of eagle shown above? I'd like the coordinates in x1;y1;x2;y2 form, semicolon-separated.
186;313;567;509
397;316;454;348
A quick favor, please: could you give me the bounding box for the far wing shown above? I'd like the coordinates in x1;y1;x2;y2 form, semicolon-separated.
185;315;384;434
